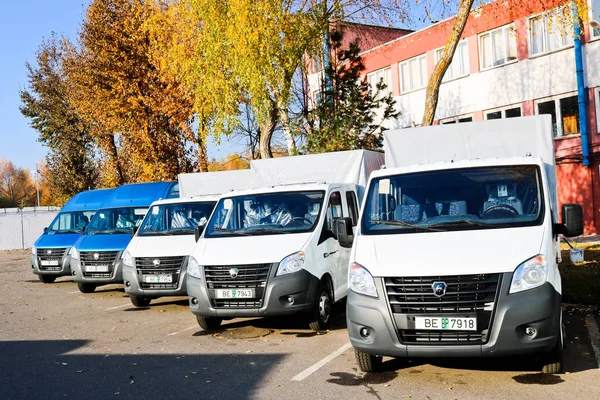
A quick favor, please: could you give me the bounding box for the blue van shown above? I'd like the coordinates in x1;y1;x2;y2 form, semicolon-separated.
30;188;114;284
70;182;177;293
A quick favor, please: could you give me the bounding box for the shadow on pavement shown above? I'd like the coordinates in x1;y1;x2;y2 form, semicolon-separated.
0;340;285;400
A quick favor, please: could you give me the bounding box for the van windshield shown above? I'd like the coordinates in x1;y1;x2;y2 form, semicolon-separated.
47;211;96;234
86;207;148;235
138;201;216;236
362;165;544;234
205;191;325;237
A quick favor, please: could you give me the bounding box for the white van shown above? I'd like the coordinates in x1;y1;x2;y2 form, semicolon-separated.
122;169;255;307
186;150;384;331
342;116;583;374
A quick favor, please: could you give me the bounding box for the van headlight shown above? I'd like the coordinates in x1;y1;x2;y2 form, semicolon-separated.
276;251;304;276
187;256;202;279
349;263;378;298
510;255;547;294
68;246;79;260
31;246;37;256
122;250;133;267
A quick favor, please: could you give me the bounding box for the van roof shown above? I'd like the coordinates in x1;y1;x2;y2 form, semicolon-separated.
61;188;114;212
99;182;177;209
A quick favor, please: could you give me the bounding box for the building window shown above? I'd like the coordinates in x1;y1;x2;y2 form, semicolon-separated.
479;24;518;69
399;54;427;93
535;93;579;137
367;67;392;97
435;40;469;81
440;115;473;124
596;88;600;134
485;105;522;120
592;0;600;39
529;8;574;55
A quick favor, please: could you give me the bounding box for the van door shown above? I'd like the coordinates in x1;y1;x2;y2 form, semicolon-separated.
317;189;345;298
336;189;359;296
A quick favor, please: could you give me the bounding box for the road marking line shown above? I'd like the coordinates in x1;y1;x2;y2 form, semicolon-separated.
585;316;600;369
168;325;197;336
291;342;352;381
105;303;130;311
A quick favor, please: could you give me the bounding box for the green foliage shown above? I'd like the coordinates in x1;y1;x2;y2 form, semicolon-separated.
304;31;400;153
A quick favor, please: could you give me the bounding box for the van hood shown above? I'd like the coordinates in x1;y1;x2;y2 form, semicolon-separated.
34;233;81;249
355;226;545;277
194;233;312;265
76;233;132;252
127;235;195;258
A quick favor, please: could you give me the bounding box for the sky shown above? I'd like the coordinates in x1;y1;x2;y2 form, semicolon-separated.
0;0;240;172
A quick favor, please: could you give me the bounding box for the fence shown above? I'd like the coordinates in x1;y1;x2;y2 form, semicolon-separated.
0;207;60;251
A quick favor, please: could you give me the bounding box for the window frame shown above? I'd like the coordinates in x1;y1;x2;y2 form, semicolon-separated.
367;67;392;98
528;7;574;57
399;54;427;94
440;114;474;124
534;91;580;138
434;39;470;82
478;23;518;71
591;0;600;40
346;191;359;226
595;87;600;134
484;104;523;120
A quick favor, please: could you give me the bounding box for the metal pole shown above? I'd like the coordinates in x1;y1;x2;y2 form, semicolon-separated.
35;169;40;207
20;201;25;250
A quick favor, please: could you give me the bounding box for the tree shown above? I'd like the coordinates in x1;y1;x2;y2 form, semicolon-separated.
0;160;36;207
303;31;400;153
20;34;99;201
67;0;196;182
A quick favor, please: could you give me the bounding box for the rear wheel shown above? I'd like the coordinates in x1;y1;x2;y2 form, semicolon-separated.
196;315;223;330
355;349;382;373
309;280;332;332
130;296;151;307
38;275;56;284
77;283;96;293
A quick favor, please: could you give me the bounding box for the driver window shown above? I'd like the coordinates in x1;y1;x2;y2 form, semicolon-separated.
325;191;344;233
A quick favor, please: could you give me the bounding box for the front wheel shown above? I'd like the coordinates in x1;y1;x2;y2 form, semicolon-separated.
355;349;382;372
309;281;332;331
541;341;563;374
38;275;56;284
196;315;223;330
130;296;151;307
77;283;96;293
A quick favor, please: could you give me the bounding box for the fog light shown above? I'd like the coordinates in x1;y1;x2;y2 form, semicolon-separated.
72;271;76;276
287;296;295;305
525;326;537;337
360;327;371;338
125;281;131;287
191;297;199;305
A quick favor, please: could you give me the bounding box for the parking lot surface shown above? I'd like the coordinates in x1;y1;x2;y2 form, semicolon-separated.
1;250;599;400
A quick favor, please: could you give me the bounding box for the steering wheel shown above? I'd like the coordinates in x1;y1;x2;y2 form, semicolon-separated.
287;217;314;225
482;204;519;219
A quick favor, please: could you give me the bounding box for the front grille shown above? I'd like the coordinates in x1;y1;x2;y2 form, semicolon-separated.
80;251;119;277
37;248;67;271
135;256;186;290
385;273;502;345
204;263;272;309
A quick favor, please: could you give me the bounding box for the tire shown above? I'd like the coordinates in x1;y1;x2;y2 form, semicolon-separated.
130;296;151;307
355;349;382;373
38;275;56;284
196;315;223;330
309;280;333;332
541;341;563;374
77;282;96;293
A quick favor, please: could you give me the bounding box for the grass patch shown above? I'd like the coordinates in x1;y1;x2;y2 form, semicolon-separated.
559;245;600;305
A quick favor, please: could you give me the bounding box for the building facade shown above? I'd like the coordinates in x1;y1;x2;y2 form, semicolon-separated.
308;0;600;234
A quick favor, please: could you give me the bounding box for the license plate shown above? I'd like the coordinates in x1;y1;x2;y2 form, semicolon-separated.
144;274;172;283
85;265;109;273
41;260;59;266
215;289;255;299
415;317;477;331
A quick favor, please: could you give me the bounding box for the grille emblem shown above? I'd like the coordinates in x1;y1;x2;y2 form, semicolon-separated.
46;250;52;255
432;281;447;298
229;268;239;278
93;253;100;260
153;259;161;267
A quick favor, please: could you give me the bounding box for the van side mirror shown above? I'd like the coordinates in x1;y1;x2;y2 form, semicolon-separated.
335;217;354;248
561;203;583;237
194;224;205;242
130;226;138;238
43;227;48;233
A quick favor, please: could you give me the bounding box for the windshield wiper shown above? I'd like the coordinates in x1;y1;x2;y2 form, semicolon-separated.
368;220;444;232
169;229;195;235
212;227;252;236
427;219;495;229
246;227;291;235
55;229;81;234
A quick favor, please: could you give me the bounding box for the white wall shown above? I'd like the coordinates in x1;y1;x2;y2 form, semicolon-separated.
0;211;58;251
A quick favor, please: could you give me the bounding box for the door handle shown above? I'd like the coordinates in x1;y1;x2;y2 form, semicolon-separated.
323;251;338;258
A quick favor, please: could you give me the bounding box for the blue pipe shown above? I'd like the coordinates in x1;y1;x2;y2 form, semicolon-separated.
573;6;590;166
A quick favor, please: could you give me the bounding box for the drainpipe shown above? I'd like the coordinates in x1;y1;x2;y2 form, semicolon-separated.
573;5;590;166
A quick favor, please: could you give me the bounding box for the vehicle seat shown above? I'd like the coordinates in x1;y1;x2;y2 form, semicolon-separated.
395;204;422;222
435;201;468;216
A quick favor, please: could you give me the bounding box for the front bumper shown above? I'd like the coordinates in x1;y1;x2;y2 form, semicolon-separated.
71;254;124;285
187;267;320;318
123;267;188;298
30;253;71;277
347;274;561;358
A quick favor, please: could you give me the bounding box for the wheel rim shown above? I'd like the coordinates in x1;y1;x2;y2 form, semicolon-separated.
318;291;331;324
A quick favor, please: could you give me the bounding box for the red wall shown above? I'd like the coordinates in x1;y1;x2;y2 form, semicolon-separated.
556;163;596;234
